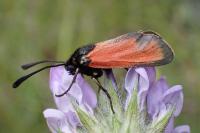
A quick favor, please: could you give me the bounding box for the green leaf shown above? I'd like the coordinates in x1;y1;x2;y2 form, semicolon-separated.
104;79;123;118
120;89;139;133
112;115;121;133
75;106;100;133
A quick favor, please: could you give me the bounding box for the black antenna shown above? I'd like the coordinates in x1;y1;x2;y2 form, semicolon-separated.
21;60;65;70
13;63;65;88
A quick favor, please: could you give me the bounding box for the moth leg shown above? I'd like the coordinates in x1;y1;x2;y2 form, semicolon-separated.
97;87;101;97
124;68;128;71
95;82;101;101
93;78;115;114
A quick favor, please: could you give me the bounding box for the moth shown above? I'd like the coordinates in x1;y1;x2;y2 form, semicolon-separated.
13;31;174;113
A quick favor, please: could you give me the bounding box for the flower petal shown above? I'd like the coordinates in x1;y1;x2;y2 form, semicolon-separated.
164;116;174;133
104;69;118;91
43;109;74;133
76;74;97;109
125;68;138;108
157;76;169;91
163;85;183;117
145;67;156;85
136;68;150;111
147;77;169;119
125;67;152;110
173;125;190;133
65;111;81;128
49;66;82;112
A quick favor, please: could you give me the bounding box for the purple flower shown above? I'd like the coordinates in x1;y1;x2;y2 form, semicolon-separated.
43;66;190;133
43;66;97;132
43;109;76;133
124;67;190;133
125;67;155;110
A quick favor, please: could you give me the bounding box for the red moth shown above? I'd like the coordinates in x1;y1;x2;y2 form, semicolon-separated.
13;31;174;113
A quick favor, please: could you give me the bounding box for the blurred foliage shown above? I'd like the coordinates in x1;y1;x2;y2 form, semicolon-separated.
0;0;200;132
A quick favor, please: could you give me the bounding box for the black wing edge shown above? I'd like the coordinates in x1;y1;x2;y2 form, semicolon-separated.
146;31;174;66
136;30;174;67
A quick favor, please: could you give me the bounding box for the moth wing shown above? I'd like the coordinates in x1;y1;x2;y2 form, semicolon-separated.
86;32;174;68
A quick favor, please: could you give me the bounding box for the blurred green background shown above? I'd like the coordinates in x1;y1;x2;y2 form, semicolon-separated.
0;0;200;132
